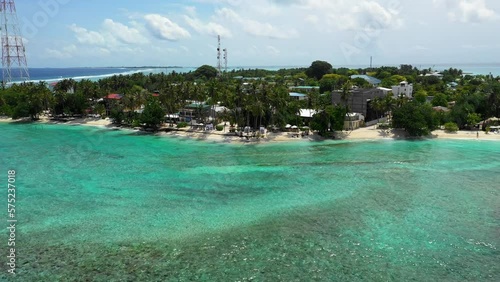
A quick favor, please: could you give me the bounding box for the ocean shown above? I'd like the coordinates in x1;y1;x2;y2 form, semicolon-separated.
11;67;195;84
0;123;498;281
10;63;500;84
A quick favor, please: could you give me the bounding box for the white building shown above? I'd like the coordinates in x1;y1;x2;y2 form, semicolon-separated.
392;81;413;98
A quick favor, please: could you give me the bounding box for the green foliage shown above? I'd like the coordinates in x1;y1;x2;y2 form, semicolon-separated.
414;90;428;104
94;104;106;116
140;99;165;130
319;74;348;93
431;93;448;107
193;65;218;80
351;77;371;88
0;82;52;120
176;122;188;128
466;113;481;127
310;105;346;136
392;101;438;136
306;60;333;80
381;75;406;88
110;108;125;125
12;102;30;119
132;119;141;128
216;125;224;131
444;122;459;132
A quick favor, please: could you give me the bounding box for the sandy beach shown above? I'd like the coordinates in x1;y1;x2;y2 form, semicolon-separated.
1;116;499;142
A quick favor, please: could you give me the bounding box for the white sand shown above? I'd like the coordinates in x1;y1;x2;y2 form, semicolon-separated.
2;117;499;142
342;125;500;141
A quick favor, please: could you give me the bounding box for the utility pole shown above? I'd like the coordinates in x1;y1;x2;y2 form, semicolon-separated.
216;35;222;76
0;0;29;86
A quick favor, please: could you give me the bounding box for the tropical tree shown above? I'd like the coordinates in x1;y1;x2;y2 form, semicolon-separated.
431;93;448;107
193;65;218;80
140;98;165;130
392;101;438;136
340;81;353;112
306;60;333;80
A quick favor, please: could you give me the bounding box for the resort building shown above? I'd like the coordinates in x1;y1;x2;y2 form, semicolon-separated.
391;81;413;98
331;88;388;122
102;93;124;116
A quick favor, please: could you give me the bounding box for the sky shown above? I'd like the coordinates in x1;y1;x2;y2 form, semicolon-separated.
14;0;500;68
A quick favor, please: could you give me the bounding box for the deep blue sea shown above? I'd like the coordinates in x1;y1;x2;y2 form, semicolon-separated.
15;67;194;84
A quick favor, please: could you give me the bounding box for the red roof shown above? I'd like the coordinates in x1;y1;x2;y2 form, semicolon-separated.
152;93;160;97
104;93;123;100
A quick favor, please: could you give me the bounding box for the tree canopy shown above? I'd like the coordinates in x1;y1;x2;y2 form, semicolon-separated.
392;101;438;136
306;60;333;80
193;65;218;80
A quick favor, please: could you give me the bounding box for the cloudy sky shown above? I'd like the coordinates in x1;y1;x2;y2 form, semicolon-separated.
17;0;500;68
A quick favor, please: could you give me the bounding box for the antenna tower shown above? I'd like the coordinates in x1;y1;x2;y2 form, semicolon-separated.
0;0;29;85
223;48;227;73
216;35;222;76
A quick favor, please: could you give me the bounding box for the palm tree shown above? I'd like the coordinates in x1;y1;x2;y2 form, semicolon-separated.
371;97;384;122
341;80;353;112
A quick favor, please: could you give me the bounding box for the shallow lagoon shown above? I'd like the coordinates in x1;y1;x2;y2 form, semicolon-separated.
0;123;499;281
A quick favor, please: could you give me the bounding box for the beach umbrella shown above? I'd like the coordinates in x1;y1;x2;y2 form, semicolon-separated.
285;124;292;129
291;125;298;129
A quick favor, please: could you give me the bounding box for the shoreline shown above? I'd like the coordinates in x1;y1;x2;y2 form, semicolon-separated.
1;116;500;142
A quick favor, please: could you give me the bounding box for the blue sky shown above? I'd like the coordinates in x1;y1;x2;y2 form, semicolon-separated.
15;0;500;68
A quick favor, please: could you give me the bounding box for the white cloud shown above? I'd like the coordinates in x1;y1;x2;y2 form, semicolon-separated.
184;15;232;37
216;8;298;39
298;0;402;31
69;24;106;45
144;14;191;41
45;44;111;60
266;45;280;55
69;19;148;48
102;19;148;44
45;45;77;59
462;43;500;50
412;45;430;51
435;0;498;23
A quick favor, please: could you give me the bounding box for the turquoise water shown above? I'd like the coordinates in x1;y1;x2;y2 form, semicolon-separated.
0;123;499;281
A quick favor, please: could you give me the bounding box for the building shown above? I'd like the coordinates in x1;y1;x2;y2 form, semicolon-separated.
344;113;364;130
289;92;307;101
331;88;388;121
289;86;320;93
392;81;413;98
424;71;443;79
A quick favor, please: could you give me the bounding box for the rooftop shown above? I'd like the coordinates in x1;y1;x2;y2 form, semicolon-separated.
290;86;320;89
289;92;307;97
351;75;382;85
104;93;123;100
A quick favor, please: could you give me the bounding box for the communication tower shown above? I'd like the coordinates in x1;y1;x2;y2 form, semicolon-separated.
0;0;29;85
223;48;227;73
216;35;222;76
